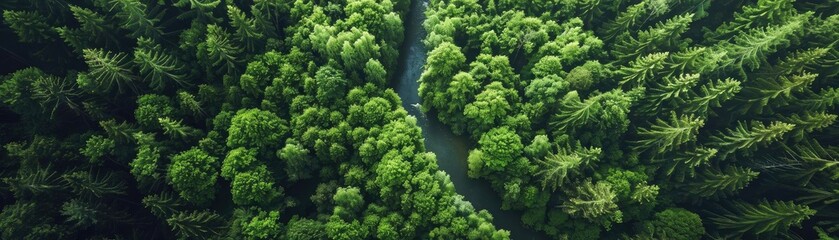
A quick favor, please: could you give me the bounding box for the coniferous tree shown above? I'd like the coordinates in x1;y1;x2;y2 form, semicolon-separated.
709;200;815;236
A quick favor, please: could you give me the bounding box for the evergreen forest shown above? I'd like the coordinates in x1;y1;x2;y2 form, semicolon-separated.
1;0;838;239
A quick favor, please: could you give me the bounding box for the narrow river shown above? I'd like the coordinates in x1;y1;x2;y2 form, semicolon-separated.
392;0;544;239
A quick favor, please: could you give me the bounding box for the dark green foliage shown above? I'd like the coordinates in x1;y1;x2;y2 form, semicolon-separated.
420;0;839;238
167;211;227;239
709;200;815;237
639;208;705;240
3;0;839;239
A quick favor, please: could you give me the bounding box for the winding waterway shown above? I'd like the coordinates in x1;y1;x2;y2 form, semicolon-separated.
392;0;544;239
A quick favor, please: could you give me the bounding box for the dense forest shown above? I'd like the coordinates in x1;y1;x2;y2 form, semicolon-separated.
1;0;838;239
0;0;509;239
419;0;839;239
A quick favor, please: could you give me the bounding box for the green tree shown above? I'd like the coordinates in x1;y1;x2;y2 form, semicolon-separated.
474;127;523;172
639;208;705;240
632;113;704;154
687;166;759;198
227;108;289;149
709;200;815;236
230;167;280;206
168;148;219;205
706;121;794;159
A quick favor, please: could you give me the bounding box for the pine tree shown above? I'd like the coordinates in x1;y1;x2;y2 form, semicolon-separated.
3;165;66;199
31;75;81;118
2;10;55;43
778;112;837;141
665;47;728;76
794;87;839;111
142;193;183;218
197;24;242;74
706;121;794;159
687;166;759;198
158;117;199;139
562;181;621;225
633;113;704;153
61;199;102;228
227;5;263;51
735;72;818;114
654;147;716;181
618;52;669;88
101;0;163;39
167;211;226;239
82;49;137;93
684;78;741;116
62;171;126;198
178;91;205;117
536;146;601;191
709;200;815;236
133;38;189;90
613;13;693;63
599;1;669;41
636;73;700;115
723;13;808;71
707;0;796;41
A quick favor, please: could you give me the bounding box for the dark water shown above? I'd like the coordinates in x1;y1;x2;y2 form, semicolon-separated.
392;0;544;239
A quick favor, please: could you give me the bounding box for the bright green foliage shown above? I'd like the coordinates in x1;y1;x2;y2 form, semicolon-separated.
613;13;694;63
134;94;175;128
242;210;281;239
80;135;114;164
227;108;288;149
736;72;818;114
198;24;242;74
633;113;704;153
709;200;815;236
724;13;808;71
230;167;280;206
536;146;601;191
463;82;518;136
550;90;632;146
474;127;523;172
779;112;837;141
684;78;742;116
618;52;669;87
655;147;716;181
639;208;705;240
222;147;258;179
599;1;668;41
284;217;326;240
709;0;797;41
637;74;700;116
167;148;219;205
562;181;621;227
159;117;200;139
687;166;759;198
707;121;795;159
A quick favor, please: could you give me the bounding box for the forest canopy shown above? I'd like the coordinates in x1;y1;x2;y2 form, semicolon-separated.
419;0;839;239
0;0;508;239
2;0;839;239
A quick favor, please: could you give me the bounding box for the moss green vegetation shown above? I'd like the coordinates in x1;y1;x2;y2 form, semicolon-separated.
3;0;839;239
0;0;508;239
421;0;839;239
